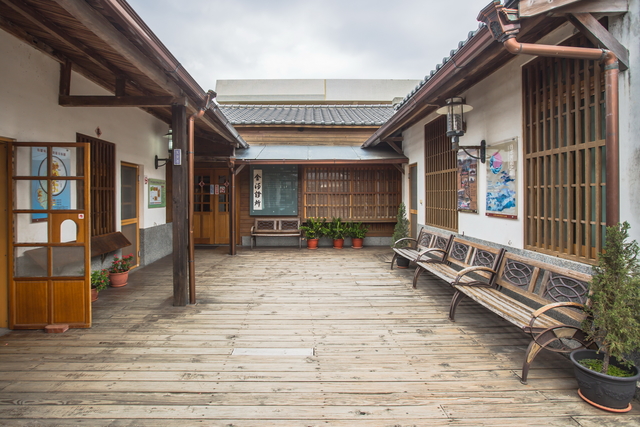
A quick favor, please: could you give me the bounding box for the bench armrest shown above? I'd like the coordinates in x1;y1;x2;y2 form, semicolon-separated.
393;237;418;249
526;301;586;330
452;266;496;285
415;248;447;262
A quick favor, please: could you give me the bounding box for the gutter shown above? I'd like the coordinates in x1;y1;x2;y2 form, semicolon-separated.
95;0;248;147
478;1;620;226
361;27;495;148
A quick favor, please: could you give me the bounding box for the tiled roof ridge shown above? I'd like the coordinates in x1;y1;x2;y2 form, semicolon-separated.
394;22;487;110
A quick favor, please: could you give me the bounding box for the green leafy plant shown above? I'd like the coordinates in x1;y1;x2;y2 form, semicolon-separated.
109;253;134;273
391;202;410;248
581;221;640;375
348;222;368;239
300;218;326;240
91;269;110;291
326;217;348;240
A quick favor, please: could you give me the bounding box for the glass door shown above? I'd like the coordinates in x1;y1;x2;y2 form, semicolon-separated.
8;142;91;329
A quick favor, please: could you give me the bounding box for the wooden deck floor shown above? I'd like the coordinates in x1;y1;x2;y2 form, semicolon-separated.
1;246;639;426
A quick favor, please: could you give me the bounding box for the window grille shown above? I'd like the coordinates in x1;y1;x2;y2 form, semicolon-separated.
522;37;605;263
424;116;458;231
302;165;400;221
77;134;116;236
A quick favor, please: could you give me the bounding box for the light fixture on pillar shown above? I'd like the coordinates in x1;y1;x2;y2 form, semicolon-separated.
155;129;173;169
435;97;486;163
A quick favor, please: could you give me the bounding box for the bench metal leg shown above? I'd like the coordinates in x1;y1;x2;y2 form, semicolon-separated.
251;236;255;249
448;290;465;321
390;253;398;270
412;266;423;289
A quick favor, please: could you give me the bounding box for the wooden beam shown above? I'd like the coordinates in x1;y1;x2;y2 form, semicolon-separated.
385;141;404;155
54;0;184;97
519;0;582;17
59;95;187;107
115;76;127;97
59;60;72;97
566;13;629;70
171;104;188;306
393;164;405;175
552;0;628;15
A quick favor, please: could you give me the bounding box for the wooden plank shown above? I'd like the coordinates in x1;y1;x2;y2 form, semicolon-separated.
551;0;629;15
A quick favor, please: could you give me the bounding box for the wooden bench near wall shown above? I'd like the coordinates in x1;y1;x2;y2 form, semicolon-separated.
403;229;594;384
250;217;302;249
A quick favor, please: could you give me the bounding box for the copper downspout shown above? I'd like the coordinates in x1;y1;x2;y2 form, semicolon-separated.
501;38;620;225
477;0;620;226
188;90;216;304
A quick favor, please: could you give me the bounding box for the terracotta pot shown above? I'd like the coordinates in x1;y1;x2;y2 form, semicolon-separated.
109;271;129;287
307;238;319;249
91;288;98;302
352;238;363;249
333;238;344;249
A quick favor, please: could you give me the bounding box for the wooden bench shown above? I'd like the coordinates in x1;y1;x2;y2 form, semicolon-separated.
391;228;452;270
412;236;505;289
250;217;302;249
447;251;593;384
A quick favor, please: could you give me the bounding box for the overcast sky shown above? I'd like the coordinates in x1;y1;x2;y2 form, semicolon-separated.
127;0;493;90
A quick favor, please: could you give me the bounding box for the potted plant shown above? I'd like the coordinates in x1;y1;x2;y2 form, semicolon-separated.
108;253;134;287
570;221;640;412
349;222;368;249
391;203;411;268
90;269;109;302
327;217;348;249
300;218;326;249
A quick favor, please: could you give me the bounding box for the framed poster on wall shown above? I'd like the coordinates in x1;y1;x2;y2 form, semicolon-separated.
457;149;478;213
148;179;166;208
486;138;517;219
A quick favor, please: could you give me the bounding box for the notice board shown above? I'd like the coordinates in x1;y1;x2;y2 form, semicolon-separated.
250;165;298;216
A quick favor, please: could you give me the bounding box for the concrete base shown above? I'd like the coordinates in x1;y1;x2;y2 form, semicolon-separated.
242;236;392;248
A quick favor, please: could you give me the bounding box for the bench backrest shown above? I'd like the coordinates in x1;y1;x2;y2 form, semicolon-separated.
445;237;504;280
254;217;301;232
495;251;592;321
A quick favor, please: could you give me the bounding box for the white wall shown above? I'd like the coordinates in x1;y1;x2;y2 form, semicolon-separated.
612;0;640;242
0;30;170;231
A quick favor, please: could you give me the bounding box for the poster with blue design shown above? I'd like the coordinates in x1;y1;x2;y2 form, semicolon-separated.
486;139;517;219
31;147;71;221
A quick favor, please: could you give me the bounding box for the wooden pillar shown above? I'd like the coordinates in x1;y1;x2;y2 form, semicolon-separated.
229;167;236;255
171;104;188;306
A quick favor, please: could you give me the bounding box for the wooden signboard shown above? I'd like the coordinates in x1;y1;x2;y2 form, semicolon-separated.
520;0;628;17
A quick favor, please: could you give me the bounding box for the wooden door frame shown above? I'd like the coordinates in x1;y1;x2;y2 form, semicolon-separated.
120;162;140;269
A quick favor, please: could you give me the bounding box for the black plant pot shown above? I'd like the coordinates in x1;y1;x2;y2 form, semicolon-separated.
396;256;410;268
570;349;640;412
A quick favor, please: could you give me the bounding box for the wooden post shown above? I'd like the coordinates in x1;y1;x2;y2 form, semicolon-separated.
229;167;236;255
171;104;188;306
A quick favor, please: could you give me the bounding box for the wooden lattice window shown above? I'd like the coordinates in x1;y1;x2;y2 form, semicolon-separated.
424;116;457;231
302;165;401;221
523;36;606;264
77;134;116;236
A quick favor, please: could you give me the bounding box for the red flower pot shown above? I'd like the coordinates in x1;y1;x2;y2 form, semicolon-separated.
306;238;319;249
333;238;344;249
109;271;129;287
91;288;99;302
352;238;363;249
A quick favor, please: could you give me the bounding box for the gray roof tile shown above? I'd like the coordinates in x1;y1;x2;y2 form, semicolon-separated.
219;104;394;126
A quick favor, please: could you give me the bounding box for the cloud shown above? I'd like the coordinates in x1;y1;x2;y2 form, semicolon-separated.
128;0;491;89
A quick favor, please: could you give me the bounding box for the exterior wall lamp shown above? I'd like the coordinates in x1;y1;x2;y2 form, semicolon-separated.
155;129;173;169
436;97;486;163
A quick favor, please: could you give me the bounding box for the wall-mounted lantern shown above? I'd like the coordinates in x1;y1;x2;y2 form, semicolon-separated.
155;129;173;169
436;97;486;163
